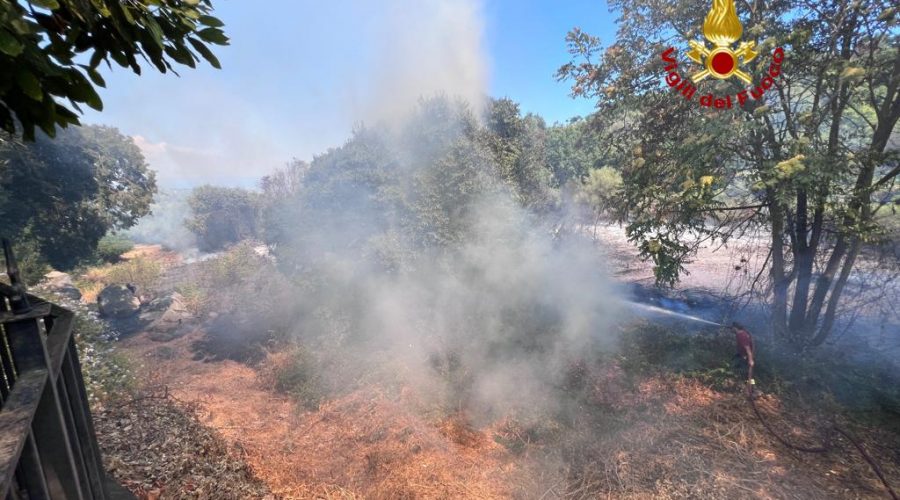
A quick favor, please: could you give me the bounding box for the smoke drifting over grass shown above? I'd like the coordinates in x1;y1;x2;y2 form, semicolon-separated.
130;0;623;419
263;97;623;420
124;189;197;251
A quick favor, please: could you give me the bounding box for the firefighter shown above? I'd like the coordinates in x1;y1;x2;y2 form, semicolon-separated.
731;322;755;389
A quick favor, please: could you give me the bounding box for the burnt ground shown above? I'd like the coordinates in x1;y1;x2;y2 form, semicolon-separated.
115;323;900;499
91;240;900;499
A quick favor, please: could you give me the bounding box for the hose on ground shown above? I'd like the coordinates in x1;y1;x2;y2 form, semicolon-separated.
746;382;898;500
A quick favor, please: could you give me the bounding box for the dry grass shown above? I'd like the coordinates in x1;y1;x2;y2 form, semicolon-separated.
95;390;271;499
113;325;900;499
119;329;524;499
75;245;180;303
546;373;900;499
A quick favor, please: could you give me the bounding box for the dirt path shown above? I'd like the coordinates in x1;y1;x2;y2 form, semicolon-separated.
120;329;525;499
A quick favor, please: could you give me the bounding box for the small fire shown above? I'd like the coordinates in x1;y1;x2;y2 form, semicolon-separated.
703;0;743;47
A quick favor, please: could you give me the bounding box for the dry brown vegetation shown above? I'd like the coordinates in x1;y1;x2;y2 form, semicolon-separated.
81;245;899;499
110;322;900;499
94;392;271;499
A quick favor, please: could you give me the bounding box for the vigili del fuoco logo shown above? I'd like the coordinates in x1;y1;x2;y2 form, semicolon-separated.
660;0;785;109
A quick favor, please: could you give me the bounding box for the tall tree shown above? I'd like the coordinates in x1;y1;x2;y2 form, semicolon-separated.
0;125;156;270
560;0;900;347
186;186;262;252
0;0;227;140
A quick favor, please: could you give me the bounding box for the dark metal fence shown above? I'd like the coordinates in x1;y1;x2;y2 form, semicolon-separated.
0;239;113;500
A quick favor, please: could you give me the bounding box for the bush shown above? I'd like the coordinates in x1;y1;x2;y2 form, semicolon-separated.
195;242;261;289
576;166;623;218
173;282;209;316
271;347;323;410
96;234;135;263
75;256;163;303
101;257;162;293
186;186;262;252
9;235;50;286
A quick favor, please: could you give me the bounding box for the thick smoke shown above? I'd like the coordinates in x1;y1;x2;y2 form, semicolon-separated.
269;99;623;419
358;0;489;124
121;0;489;187
127;0;623;419
123;189;197;251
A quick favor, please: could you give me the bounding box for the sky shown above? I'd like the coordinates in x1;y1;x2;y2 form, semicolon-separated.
81;0;617;188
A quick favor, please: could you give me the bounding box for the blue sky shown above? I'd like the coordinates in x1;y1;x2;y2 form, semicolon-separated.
81;0;617;187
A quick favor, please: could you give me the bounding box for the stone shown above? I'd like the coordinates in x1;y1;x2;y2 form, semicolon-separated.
41;271;82;301
148;292;193;332
97;284;141;318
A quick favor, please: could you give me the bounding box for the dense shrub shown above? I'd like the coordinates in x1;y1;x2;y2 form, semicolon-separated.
186;186;262;252
95;234;135;263
93;257;161;291
9;234;50;285
271;347;323;409
189;243;296;363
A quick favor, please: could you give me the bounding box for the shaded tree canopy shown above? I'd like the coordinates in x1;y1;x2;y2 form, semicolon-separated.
559;0;900;346
186;186;262;252
266;96;569;276
545;116;619;188
0;0;227;140
0;125;156;270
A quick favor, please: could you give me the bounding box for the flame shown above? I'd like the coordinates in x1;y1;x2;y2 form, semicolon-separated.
703;0;743;46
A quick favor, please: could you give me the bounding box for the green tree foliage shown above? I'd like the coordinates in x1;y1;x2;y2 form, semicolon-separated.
260;159;308;201
482;98;554;209
0;0;227;140
0;125;156;272
559;0;900;346
267;96;558;271
95;233;135;263
545;116;619;188
186;186;262;252
576;166;624;219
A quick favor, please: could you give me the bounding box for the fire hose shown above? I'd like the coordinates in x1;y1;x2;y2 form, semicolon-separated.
745;379;898;499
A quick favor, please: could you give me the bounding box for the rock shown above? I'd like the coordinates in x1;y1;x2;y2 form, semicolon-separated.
146;295;175;312
97;284;141;318
41;271;82;301
147;293;194;340
55;284;82;301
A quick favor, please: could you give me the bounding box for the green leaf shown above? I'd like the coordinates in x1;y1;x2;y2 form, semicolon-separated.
188;38;221;68
89;49;107;69
165;43;196;67
68;72;103;111
143;16;165;48
198;15;224;28
0;29;24;57
86;66;106;87
16;70;43;101
110;50;129;67
196;27;228;45
28;0;61;9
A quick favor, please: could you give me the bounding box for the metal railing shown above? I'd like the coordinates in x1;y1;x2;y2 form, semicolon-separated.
0;240;112;500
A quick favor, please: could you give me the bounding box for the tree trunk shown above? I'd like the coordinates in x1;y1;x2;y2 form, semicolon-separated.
788;189;813;338
812;238;861;345
768;194;788;338
805;235;847;335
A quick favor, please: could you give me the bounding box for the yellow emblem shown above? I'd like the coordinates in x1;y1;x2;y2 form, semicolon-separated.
686;0;757;84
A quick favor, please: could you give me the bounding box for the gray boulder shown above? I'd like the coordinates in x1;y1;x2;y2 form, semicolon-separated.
148;292;193;333
97;284;141;318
